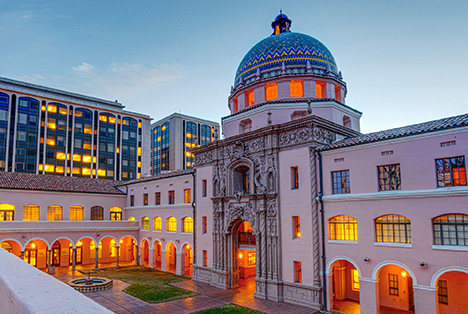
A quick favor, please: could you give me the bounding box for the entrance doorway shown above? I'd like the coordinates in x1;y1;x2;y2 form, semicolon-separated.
51;242;60;266
183;244;193;277
231;220;256;290
329;260;360;312
377;264;415;312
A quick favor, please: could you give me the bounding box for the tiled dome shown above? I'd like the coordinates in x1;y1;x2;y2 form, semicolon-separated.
234;14;338;87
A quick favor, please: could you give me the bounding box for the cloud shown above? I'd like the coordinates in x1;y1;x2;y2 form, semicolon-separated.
72;62;95;73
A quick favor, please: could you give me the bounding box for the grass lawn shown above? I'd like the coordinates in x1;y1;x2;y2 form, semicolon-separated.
91;266;198;303
193;304;264;314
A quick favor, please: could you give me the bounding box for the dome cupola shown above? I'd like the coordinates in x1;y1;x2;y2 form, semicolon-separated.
271;10;292;35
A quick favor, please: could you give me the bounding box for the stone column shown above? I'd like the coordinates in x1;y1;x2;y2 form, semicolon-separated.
325;272;334;311
148;248;154;269
116;246;120;267
413;284;438;314
95;247;99;269
136;245;140;266
72;248;76;271
21;251;24;260
161;249;166;271
359;277;380;314
176;251;184;276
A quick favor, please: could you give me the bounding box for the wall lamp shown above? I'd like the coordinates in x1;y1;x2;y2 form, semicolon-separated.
364;257;370;262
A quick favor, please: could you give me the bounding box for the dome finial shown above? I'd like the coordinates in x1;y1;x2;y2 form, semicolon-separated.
271;11;292;35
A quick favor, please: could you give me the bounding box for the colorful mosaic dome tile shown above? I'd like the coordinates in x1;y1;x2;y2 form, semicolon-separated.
234;32;338;87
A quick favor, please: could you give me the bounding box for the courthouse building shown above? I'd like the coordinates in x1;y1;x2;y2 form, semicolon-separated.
0;12;467;314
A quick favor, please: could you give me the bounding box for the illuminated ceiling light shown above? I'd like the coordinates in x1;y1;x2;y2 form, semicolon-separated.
401;271;407;278
239;253;243;258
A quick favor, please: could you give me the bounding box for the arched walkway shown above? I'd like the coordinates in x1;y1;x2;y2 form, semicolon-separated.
153;240;162;270
0;240;21;258
182;243;193;277
375;263;415;312
166;242;177;273
24;239;49;269
433;269;468;313
328;259;360;313
141;239;149;267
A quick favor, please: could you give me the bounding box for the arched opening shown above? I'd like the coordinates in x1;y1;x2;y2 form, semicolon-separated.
377;264;415;312
50;238;73;268
329;260;360;313
24;239;48;268
153;240;162;270
183;217;193;233
141;239;149;267
51;241;61;266
0;240;21;257
141;216;149;230
233;165;251;195
166;242;177;273
436;270;468;313
119;236;137;266
183;244;193;277
153;217;162;231
230;220;257;293
167;217;177;232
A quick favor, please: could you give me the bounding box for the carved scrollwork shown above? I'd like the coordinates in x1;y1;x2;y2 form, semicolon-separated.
247;138;264;153
278;125;336;146
224;201;257;233
195;150;213;165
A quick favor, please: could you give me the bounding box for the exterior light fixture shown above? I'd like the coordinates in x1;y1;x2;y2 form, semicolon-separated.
420;261;428;268
297;232;301;238
239;253;243;258
401;271;407;278
364;257;370;262
22;233;26;238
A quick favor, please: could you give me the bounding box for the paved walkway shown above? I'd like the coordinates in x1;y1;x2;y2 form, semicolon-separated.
53;266;317;314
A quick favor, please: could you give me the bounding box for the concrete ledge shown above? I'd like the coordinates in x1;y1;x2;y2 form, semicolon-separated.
0;248;112;314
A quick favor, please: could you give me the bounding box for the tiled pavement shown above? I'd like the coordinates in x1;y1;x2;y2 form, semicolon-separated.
53;266;317;314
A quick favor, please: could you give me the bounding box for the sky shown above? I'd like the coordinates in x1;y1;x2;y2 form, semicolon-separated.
1;0;467;133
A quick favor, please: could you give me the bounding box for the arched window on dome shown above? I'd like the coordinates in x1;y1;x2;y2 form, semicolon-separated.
316;81;326;98
265;82;278;101
245;89;255;106
290;80;303;97
335;85;342;102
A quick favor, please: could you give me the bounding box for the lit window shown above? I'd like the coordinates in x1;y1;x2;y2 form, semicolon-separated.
436;156;466;187
329;215;358;241
143;193;148;206
169;190;175;205
138;147;141;156
82;168;91;175
290;80;303;97
73;154;81;161
83;142;92;150
82;155;91;163
90;206;103;220
293;216;301;238
44;164;55;172
245;89;254;106
153;217;162;231
167;217;177;232
375;215;411;243
47;105;57;113
23;204;39;221
97;169;106;177
47;119;56;129
128;216;135;221
184;189;191;204
291;167;299;189
294;261;302;283
72;167;80;174
59;108;67;115
142;217;149;230
378;164;401;191
84;124;92;134
316;81;326;98
110;207;122;221
0;204;14;221
47;205;62;221
352;269;360;291
332;170;350;194
202;216;207;234
203;250;208;266
388;274;399;296
433;214;468;246
108;116;116;124
99;115;107;122
232;98;238;113
138;121;142;128
438;280;448;304
46;138;55;146
155;192;161;205
110;239;117;257
335;85;342;102
265;82;278;100
56;152;66;160
183;217;193;233
70;206;84;221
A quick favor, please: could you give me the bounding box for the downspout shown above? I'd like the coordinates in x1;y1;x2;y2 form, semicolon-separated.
191;170;197;266
317;150;327;312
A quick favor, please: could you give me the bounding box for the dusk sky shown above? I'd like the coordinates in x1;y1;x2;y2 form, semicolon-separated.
1;0;467;133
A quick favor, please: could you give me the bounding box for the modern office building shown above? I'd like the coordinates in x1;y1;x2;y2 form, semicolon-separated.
150;113;219;175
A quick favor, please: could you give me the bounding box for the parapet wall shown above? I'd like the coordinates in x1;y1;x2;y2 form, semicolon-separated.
0;248;112;314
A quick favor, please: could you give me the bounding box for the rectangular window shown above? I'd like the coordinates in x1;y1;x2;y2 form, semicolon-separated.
265;82;278;100
293;216;301;239
202;179;207;197
438;280;448;304
202;216;207;234
335;85;342;102
332;170;350;194
291;167;299;189
388;274;399;296
130;195;134;206
143;193;148;206
290;80;304;97
436;156;466;187
352;269;360;291
294;261;302;283
169;190;175;204
203;250;208;267
184;189;191;204
90;207;103;221
245;89;255;106
316;81;326;98
378;164;401;191
232;98;238;113
155;192;161;205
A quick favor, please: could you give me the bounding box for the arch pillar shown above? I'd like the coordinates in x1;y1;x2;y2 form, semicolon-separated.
176;251;184;275
161;249;166;271
116;246;120;267
72;248;76;271
325;272;333;311
413;285;437;314
21;250;24;260
136;245;140;266
148;248;154;268
95;247;99;269
359;277;380;314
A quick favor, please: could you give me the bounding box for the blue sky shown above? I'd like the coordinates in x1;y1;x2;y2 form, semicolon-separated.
1;0;467;133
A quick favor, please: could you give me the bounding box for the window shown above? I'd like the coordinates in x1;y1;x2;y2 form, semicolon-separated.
388;274;399;296
167;217;177;232
47;205;62;221
294;261;302;283
110;207;122;221
248;252;256;266
329;215;358;241
378;164;401;191
316;81;326;98
169;190;175;204
265;82;278;100
375;215;411;243
153;217;162;231
90;206;103;220
290;80;303;97
110;239;118;257
130;195;134;206
343;116;351;128
293;216;301;238
332;170;350;194
438;280;448;304
436;156;466;187
433;214;468;246
0;204;14;221
23;204;39;221
202;180;207;197
291;167;299;189
203;250;208;266
239;119;252;134
143;193;148;206
335;85;342;102
202;216;207;234
183;217;193;233
232;98;238;113
234;165;250;194
184;189;191;204
142;217;149;230
155;192;161;205
245;89;254;106
70;206;84;221
352;269;360;291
